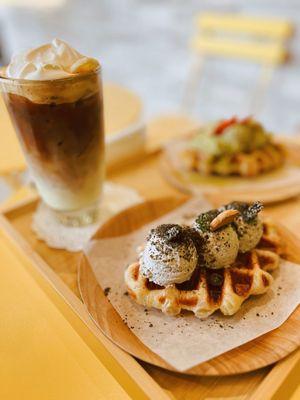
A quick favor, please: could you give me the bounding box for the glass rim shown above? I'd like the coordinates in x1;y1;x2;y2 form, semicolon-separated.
0;65;101;85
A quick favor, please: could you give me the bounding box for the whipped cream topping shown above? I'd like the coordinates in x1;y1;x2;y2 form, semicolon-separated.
5;39;99;80
140;224;198;286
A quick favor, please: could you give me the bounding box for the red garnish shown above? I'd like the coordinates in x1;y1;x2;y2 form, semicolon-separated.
214;115;253;135
214;117;237;135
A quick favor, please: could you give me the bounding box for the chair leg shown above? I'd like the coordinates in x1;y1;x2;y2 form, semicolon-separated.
249;63;274;117
181;54;204;115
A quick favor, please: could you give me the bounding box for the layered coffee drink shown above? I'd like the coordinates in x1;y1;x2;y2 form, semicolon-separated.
0;39;104;225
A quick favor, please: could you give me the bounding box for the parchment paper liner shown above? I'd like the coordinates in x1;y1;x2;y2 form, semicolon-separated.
84;198;300;371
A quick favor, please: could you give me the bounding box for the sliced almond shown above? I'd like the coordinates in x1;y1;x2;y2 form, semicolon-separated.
210;209;240;231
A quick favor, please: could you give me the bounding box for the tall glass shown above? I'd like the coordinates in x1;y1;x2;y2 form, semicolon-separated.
0;68;105;226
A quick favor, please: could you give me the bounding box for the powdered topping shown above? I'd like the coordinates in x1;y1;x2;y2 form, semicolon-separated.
194;209;219;233
220;201;264;253
141;224;198;286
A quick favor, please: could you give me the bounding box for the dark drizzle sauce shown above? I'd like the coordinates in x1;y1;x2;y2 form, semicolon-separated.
175;266;202;291
145;280;164;290
230;270;252;296
233;252;253;269
258;237;276;251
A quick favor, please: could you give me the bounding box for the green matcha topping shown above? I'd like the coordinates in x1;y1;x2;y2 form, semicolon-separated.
190;117;271;157
221;201;263;222
194;209;219;232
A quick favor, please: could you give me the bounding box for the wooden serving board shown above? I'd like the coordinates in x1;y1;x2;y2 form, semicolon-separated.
78;197;300;376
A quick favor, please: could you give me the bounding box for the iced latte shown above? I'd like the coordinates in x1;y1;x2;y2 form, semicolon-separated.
0;39;104;225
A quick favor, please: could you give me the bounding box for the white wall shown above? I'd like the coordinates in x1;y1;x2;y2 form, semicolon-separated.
1;0;299;133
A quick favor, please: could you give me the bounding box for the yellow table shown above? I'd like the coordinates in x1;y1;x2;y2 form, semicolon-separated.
0;229;138;400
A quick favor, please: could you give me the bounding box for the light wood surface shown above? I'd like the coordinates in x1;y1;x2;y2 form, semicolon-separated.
146;115;198;153
1;152;300;399
0;229;133;400
104;83;143;136
0;199;169;400
78;197;300;376
248;350;300;400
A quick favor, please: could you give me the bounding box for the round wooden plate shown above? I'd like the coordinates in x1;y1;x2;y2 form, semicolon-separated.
160;140;300;204
78;198;300;376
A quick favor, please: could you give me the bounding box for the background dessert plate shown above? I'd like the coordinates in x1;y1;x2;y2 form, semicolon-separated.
161;139;300;204
78;197;300;376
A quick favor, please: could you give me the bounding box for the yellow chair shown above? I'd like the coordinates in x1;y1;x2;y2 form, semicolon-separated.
182;12;293;115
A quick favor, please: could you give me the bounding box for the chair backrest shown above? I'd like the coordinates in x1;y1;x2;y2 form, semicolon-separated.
193;13;293;65
183;12;293;115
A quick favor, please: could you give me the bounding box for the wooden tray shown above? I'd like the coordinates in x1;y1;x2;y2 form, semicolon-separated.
0;150;300;399
78;197;300;376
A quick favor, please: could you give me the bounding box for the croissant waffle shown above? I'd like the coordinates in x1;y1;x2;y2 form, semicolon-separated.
125;221;282;318
183;143;285;177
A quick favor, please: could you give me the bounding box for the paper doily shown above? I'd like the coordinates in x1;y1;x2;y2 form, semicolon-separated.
32;182;143;252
